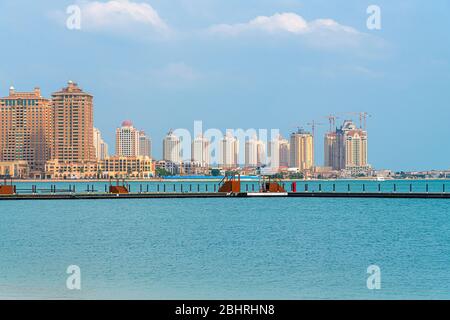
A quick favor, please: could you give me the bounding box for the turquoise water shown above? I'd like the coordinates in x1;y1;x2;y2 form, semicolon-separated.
1;181;450;299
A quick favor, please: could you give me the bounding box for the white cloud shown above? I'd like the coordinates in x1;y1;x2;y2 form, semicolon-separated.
208;12;361;42
76;0;169;34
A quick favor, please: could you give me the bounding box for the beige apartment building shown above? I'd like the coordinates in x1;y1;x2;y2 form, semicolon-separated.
45;156;154;179
45;159;99;179
51;81;96;163
343;122;369;169
139;130;152;158
163;130;181;163
116;120;140;157
0;161;29;178
268;135;290;170
191;134;210;167
100;156;153;178
244;136;265;168
93;127;109;160
324;120;369;172
245;137;258;168
219;132;239;169
290;128;314;171
279;138;290;168
0;87;53;177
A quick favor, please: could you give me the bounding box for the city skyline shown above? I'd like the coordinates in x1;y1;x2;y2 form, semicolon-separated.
3;80;370;177
1;82;448;175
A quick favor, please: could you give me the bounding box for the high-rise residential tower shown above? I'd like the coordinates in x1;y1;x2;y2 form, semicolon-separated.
219;132;239;169
256;139;265;167
279;138;290;168
324;120;369;171
93;127;109;160
324;131;340;169
245;136;258;168
191;134;210;166
268;135;290;169
51;81;95;163
289;128;314;171
138;130;152;158
115;120;139;157
323;132;338;169
163;130;181;163
245;136;266;168
0;86;53;176
245;136;265;167
341;120;368;169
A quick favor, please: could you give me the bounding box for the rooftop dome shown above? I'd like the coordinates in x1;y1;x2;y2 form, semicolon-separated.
121;120;133;127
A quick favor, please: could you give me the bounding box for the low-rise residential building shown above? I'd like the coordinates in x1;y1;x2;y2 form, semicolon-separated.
100;156;153;178
0;161;29;178
44;160;98;179
45;156;153;179
180;161;210;175
154;160;180;175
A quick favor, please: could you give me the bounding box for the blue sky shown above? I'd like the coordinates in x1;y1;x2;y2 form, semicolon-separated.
0;0;449;171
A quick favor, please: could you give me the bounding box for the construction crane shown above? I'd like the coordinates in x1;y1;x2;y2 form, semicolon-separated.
307;120;325;138
359;112;371;130
324;114;339;132
338;112;371;130
290;125;306;134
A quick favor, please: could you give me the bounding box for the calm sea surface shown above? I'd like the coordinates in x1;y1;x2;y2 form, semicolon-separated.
1;180;450;299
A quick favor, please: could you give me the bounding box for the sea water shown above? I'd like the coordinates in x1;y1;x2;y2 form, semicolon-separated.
0;181;450;299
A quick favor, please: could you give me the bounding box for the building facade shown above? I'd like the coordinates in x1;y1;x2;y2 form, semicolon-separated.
256;139;266;167
163;130;181;163
45;159;99;179
343;121;369;169
290;128;314;171
0;86;53;176
279;138;290;168
138;130;152;158
0;161;29;178
244;136;265;168
219;132;239;169
180;161;210;175
245;137;258;168
100;156;153;178
115;120;139;157
154;160;179;175
51;81;96;163
268;135;290;170
324;120;369;172
324;131;339;169
93;127;109;160
45;156;153;179
191;135;210;167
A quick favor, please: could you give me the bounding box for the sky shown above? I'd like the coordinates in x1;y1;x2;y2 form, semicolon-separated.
0;0;449;171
